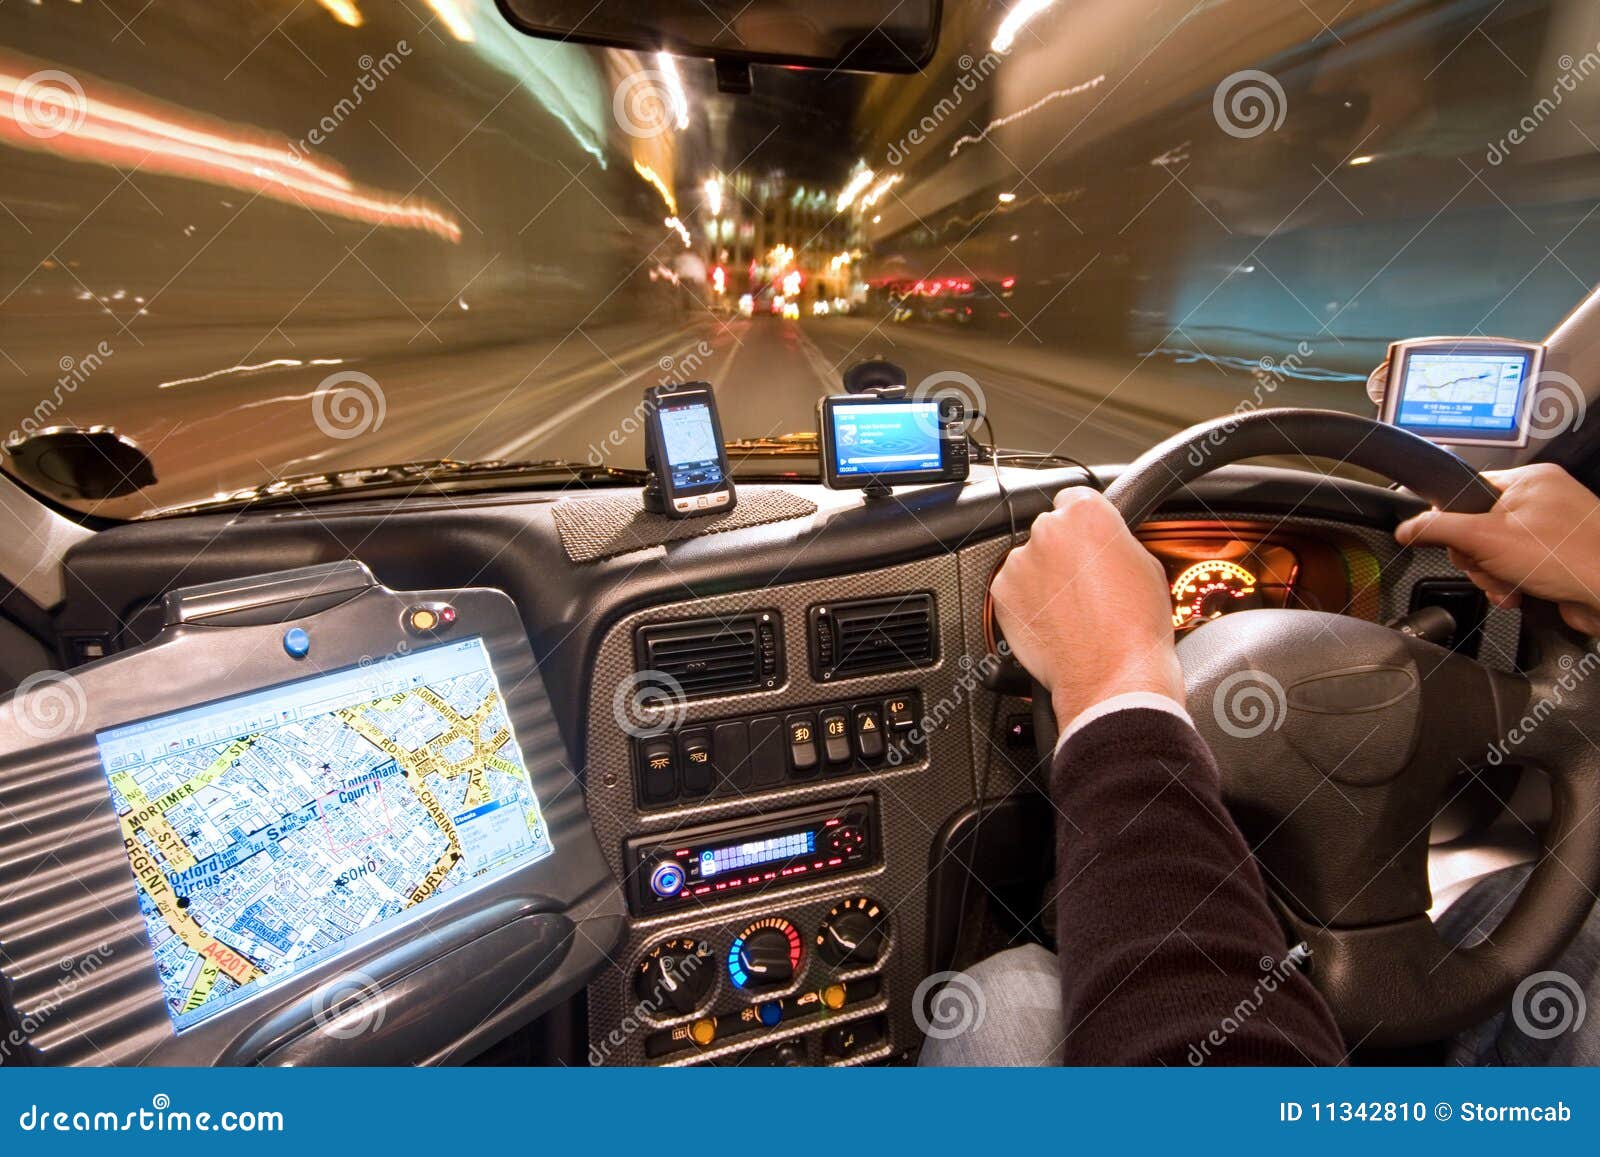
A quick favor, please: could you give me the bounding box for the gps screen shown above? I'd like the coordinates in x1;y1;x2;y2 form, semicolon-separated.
830;401;943;477
95;636;554;1033
657;399;724;490
1393;349;1533;441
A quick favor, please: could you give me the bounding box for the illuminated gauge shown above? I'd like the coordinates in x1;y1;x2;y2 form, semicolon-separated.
728;917;804;992
1170;559;1261;630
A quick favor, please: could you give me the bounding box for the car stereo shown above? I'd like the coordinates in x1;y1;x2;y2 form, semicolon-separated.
624;798;878;913
1376;336;1544;447
818;393;970;490
0;560;623;1065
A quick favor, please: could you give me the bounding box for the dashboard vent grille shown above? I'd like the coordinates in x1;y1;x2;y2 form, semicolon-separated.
809;594;938;681
635;613;783;699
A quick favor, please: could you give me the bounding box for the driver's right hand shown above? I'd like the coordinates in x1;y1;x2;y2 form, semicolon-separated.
1395;462;1600;635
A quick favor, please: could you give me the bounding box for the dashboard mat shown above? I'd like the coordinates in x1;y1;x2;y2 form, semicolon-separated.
553;487;817;562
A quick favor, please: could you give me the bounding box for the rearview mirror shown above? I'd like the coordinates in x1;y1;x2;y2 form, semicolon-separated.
492;0;941;74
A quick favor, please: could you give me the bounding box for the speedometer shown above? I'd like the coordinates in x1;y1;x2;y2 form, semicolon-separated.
1170;560;1261;630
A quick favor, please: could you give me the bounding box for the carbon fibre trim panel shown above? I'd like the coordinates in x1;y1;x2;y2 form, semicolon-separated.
582;553;978;1066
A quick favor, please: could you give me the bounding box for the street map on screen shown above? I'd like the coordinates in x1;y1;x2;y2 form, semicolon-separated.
96;636;554;1032
1394;350;1532;439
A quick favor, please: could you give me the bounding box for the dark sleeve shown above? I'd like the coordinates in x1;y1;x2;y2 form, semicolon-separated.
1051;707;1346;1066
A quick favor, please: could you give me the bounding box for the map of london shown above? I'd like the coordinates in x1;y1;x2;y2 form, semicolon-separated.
98;640;552;1030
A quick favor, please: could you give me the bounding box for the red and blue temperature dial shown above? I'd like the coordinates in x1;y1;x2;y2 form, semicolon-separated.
728;917;803;991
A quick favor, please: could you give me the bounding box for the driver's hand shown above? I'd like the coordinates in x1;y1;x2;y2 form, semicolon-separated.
991;487;1184;730
1394;463;1600;635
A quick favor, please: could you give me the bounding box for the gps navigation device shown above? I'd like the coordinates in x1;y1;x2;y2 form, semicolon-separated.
1377;337;1544;448
0;561;623;1066
97;634;555;1033
642;382;736;517
818;394;970;491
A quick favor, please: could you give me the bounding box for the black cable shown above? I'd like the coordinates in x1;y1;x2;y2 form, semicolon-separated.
974;413;1103;497
945;408;1029;971
947;694;1005;972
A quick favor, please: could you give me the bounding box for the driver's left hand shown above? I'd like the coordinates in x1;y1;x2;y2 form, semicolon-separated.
990;487;1183;734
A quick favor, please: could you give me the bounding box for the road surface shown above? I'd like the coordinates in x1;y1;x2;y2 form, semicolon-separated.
1;312;1372;518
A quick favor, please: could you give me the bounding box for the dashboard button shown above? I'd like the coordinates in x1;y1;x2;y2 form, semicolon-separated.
678;730;712;796
821;1015;886;1061
748;716;786;786
820;710;852;764
712;721;751;792
884;696;916;730
640;739;677;803
738;1040;806;1066
853;707;886;761
786;714;819;776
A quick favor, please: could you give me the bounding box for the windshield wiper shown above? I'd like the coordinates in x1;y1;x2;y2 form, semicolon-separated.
145;457;649;518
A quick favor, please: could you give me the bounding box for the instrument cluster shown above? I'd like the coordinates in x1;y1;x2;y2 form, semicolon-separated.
1140;521;1365;631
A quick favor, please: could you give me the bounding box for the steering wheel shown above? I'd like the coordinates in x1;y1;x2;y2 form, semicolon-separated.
1030;408;1600;1047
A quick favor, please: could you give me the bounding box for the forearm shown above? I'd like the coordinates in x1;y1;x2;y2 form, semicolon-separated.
1051;708;1346;1065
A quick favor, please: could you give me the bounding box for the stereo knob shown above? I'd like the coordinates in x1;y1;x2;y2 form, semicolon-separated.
634;938;715;1016
648;859;686;898
817;897;887;967
729;917;803;992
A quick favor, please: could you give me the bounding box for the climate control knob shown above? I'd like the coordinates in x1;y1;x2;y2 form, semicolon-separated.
817;897;888;967
729;917;803;992
634;937;715;1016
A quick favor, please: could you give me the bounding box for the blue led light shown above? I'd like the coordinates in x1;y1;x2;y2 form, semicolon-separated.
727;941;748;988
282;627;310;659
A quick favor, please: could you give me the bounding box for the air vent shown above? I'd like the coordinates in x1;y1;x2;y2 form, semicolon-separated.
809;594;938;681
635;612;783;699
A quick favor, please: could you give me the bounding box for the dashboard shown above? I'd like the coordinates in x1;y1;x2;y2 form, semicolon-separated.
0;464;1517;1066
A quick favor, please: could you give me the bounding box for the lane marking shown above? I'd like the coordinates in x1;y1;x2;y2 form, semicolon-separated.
487;323;730;460
791;323;845;395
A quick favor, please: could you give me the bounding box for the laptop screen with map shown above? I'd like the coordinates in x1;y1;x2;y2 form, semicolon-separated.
95;635;555;1033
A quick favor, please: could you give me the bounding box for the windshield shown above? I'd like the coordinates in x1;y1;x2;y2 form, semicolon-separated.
3;0;1595;517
